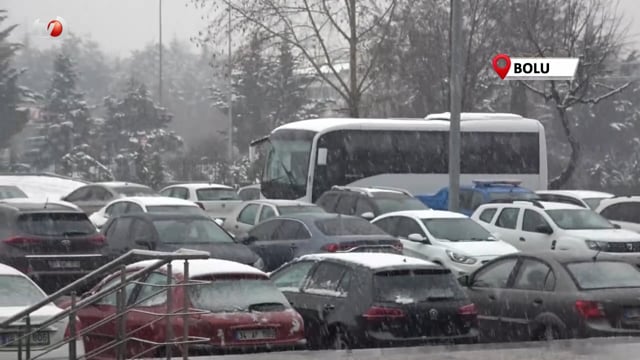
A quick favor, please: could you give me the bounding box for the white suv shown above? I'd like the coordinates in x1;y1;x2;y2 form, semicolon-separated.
471;200;640;256
595;196;640;233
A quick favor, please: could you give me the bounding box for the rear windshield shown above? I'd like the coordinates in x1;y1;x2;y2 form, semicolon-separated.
196;188;240;201
489;192;539;201
113;186;156;196
374;269;466;304
0;275;45;306
371;194;428;214
188;278;291;312
17;212;97;236
152;218;234;244
146;205;203;215
0;186;27;200
566;261;640;290
278;205;324;215
315;217;388;236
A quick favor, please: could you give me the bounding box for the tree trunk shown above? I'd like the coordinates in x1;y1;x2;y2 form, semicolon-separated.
510;81;527;116
549;108;580;189
348;0;359;118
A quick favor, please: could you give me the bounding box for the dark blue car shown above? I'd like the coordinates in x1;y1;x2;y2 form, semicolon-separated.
416;180;539;216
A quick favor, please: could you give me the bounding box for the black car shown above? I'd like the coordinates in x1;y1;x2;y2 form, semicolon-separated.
269;252;479;349
316;186;427;220
459;252;640;342
101;212;264;269
238;213;403;271
0;200;108;293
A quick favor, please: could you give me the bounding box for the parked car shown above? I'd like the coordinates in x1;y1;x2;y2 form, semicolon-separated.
596;196;640;233
372;210;518;275
460;252;640;342
417;180;539;216
88;196;205;228
0;200;108;293
159;183;242;221
101;212;264;269
471;200;640;256
238;184;261;201
223;199;325;236
269;253;479;349
238;213;403;272
74;258;305;358
535;190;614;209
316;186;428;220
0;262;85;359
62;182;157;214
0;185;28;200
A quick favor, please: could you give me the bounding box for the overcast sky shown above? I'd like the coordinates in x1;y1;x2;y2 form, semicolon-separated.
4;0;640;58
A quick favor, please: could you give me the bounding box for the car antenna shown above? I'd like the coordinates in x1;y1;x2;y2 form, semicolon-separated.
44;197;49;209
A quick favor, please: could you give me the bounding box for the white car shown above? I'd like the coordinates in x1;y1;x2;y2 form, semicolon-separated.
89;196;204;228
535;190;614;209
371;210;518;275
223;199;325;236
596;196;640;233
0;263;84;359
471;200;640;256
160;183;242;220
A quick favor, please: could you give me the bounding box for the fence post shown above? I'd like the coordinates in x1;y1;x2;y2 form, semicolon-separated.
68;291;77;360
182;260;189;360
165;262;173;360
116;265;127;360
25;315;31;360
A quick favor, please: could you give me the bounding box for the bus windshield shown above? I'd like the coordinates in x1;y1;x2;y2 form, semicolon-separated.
262;129;315;199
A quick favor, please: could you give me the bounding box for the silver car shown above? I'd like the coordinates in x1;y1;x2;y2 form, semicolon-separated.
223;199;325;236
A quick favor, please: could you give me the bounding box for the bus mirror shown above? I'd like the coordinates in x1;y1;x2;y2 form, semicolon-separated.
317;148;328;166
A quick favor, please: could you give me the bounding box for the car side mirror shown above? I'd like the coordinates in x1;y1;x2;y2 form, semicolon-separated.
458;274;471;287
214;218;224;226
535;225;553;234
407;233;427;242
360;212;375;220
613;223;622;229
239;234;257;245
135;239;156;250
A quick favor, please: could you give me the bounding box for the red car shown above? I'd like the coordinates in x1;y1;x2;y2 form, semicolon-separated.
71;259;306;359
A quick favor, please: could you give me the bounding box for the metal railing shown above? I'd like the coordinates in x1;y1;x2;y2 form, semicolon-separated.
0;248;211;360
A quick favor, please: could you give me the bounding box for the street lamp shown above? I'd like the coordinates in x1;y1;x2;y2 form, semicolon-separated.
448;0;463;212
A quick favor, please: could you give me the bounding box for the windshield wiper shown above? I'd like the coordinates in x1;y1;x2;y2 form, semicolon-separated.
278;160;297;190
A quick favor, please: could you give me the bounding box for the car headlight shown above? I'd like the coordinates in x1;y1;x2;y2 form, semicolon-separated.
585;240;609;250
446;250;477;265
252;257;265;270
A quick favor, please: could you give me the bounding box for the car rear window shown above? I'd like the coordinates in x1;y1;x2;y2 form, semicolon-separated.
196;188;240;201
146;205;203;214
374;268;466;303
371;194;428;214
0;275;45;306
114;186;156;196
0;186;27;200
17;212;97;236
566;261;640;290
315;217;388;236
278;205;324;215
188;278;291;312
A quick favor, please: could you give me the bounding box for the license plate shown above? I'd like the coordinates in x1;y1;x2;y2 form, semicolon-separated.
235;328;276;340
0;332;50;346
625;308;640;319
49;260;81;269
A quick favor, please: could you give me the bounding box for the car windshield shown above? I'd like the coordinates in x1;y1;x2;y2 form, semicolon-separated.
372;194;428;214
489;192;539;201
583;197;609;210
374;269;466;303
277;205;324;215
315;217;388;236
545;209;614;230
188;278;291;312
146;205;203;215
17;212;97;236
114;186;156;196
567;261;640;290
421;218;493;241
153;218;234;244
0;275;46;306
196;188;240;201
0;186;27;200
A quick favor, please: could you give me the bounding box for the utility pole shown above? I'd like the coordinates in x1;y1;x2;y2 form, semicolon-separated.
227;3;234;163
448;0;463;212
158;0;163;106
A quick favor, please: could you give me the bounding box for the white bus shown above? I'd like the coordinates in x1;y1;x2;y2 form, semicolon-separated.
258;113;548;203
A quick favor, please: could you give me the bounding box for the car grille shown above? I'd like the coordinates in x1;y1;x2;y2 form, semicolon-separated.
604;242;640;253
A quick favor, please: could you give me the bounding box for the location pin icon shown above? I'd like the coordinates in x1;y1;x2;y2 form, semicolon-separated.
492;54;511;80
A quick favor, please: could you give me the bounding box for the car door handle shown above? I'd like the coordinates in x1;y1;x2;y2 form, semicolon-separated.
488;294;496;301
519;237;526;241
533;298;543;305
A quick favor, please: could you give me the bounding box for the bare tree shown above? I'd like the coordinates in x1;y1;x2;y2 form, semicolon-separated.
514;0;631;188
194;0;398;118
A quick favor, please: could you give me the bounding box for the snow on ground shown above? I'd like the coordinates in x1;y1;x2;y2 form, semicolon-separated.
0;175;87;200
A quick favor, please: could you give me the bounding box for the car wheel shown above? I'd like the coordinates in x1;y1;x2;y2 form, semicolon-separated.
329;327;350;350
537;324;561;341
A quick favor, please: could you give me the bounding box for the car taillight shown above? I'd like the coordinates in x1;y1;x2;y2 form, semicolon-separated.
88;234;106;246
458;303;478;316
195;202;205;210
575;300;605;319
362;306;406;319
3;236;40;245
323;243;340;252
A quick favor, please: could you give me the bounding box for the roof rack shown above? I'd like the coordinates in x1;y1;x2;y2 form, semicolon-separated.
487;199;545;208
472;179;522;187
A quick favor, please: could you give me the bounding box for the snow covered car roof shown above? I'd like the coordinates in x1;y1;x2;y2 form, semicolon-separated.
298;253;437;270
127;258;266;278
374;210;468;221
0;198;82;211
105;196;200;208
0;174;86;200
161;183;234;190
536;190;615;199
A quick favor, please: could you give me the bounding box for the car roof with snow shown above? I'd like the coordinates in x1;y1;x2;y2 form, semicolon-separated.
162;183;233;190
108;196;199;207
374;210;468;220
298;253;439;271
90;181;150;189
245;199;317;206
536;190;614;199
0;198;81;210
126;258;266;278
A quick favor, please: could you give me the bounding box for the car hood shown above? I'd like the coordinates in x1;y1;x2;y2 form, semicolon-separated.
156;242;259;265
0;304;62;325
562;229;640;241
437;240;519;257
